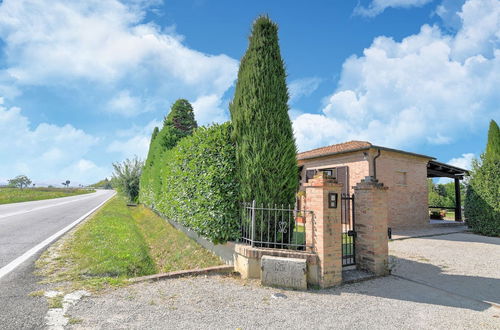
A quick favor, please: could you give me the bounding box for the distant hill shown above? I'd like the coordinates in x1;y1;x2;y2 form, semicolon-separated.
89;178;113;189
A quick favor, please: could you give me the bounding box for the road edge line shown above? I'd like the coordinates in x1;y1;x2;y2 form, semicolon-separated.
0;191;116;280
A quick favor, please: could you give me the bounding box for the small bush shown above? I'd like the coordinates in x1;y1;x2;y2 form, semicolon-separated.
152;123;240;244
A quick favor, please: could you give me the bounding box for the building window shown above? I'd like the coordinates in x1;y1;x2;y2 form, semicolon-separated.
305;169;316;183
320;168;337;179
396;171;407;185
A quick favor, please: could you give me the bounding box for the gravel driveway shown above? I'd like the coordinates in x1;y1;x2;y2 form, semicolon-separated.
64;232;500;329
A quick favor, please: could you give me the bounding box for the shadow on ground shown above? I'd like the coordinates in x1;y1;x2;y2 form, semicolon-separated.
309;256;498;312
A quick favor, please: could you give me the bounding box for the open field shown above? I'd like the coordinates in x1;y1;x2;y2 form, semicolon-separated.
0;187;95;204
36;195;222;291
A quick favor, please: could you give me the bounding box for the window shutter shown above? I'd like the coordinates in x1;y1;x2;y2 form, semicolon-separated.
305;169;317;182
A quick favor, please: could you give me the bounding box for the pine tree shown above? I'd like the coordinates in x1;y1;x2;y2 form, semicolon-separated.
485;119;500;161
230;16;298;207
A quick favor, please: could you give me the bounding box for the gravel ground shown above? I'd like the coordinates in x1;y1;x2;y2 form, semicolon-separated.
63;232;500;330
390;232;500;306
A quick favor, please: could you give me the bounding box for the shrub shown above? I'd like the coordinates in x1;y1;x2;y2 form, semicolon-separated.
464;157;500;236
112;157;144;203
154;123;240;244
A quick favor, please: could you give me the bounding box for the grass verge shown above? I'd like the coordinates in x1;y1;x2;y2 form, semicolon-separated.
130;205;222;272
36;195;222;292
0;187;95;204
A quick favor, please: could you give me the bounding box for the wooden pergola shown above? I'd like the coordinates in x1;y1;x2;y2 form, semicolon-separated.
427;160;469;221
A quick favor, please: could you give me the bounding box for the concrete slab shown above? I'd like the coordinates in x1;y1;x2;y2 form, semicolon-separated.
261;255;307;290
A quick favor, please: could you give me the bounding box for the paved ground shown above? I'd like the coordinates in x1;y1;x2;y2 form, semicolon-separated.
64;232;500;329
0;190;115;330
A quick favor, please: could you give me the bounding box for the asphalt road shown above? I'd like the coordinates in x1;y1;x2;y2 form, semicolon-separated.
0;189;115;330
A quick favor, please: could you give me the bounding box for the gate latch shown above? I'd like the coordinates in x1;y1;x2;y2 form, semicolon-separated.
347;230;357;238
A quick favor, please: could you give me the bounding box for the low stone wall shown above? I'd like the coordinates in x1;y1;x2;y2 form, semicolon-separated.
234;244;320;285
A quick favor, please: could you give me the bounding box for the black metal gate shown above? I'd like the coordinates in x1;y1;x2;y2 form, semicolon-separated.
341;193;356;266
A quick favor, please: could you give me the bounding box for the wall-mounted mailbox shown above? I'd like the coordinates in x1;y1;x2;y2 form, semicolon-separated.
328;192;338;208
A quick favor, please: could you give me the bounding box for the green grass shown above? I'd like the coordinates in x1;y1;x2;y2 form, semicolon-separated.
130;205;222;272
65;196;156;278
0;187;95;204
36;195;222;291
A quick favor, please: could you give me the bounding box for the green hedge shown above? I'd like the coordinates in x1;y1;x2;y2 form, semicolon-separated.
464;158;500;236
141;122;240;244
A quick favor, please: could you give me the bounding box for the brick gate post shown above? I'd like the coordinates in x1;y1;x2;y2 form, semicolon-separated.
304;172;343;287
353;177;390;276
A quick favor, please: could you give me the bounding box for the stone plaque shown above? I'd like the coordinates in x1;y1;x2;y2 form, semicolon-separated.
261;256;307;290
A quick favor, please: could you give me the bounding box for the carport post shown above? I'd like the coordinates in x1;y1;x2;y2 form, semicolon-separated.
454;177;462;221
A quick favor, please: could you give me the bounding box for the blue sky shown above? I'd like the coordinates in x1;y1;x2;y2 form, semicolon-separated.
0;0;498;185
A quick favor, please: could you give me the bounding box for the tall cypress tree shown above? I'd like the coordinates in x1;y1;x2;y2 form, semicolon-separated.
230;16;298;207
485;119;500;161
139;99;198;206
161;99;198;150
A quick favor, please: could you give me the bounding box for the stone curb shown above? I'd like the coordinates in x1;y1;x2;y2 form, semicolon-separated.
127;265;235;283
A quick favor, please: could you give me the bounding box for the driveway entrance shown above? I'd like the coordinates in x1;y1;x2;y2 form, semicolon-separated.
390;232;500;307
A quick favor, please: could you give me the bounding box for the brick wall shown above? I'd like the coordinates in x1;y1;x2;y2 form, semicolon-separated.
299;149;430;229
298;152;368;195
375;150;429;228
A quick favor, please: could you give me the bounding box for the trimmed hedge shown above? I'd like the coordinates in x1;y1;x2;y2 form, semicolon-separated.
142;122;240;244
464;157;500;236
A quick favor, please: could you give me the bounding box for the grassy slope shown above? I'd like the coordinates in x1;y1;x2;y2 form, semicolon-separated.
131;205;222;272
37;195;221;291
0;187;95;204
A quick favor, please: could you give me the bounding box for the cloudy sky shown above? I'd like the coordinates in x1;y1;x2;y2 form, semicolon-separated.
0;0;498;185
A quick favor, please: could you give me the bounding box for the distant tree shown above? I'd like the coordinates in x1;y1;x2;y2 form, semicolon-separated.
112;157;144;203
61;180;70;188
8;175;32;189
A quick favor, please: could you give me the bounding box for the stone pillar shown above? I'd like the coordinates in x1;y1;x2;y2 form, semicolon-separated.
304;172;343;287
354;177;389;276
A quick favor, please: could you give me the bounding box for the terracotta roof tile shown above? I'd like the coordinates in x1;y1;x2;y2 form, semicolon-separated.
297;141;372;160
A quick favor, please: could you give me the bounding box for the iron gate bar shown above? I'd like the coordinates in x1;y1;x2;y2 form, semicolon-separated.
341;193;356;266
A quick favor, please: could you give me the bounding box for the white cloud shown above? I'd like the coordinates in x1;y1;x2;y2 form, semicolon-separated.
448;152;475;170
106;90;144;117
192;94;229;125
0;100;108;184
0;0;238;117
354;0;435;17
288;77;322;103
107;119;161;159
294;0;500;152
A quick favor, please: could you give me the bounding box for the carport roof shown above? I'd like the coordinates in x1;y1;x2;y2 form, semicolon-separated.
427;160;469;178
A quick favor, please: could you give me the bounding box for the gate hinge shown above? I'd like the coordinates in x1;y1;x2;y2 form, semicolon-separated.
347;230;357;238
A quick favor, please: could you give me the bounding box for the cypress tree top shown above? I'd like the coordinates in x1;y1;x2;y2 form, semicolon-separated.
161;99;198;150
485;119;500;161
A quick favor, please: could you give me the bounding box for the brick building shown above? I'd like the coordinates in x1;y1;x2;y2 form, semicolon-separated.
298;141;468;229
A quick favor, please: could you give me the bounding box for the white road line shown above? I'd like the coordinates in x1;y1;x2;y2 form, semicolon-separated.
0;191;115;280
0;192;102;220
